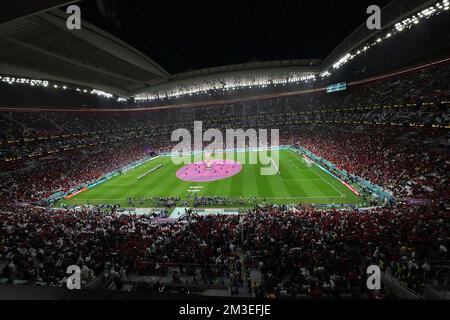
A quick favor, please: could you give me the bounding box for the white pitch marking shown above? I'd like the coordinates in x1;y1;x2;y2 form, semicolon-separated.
287;151;344;198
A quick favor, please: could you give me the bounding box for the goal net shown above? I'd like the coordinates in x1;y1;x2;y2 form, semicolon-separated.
303;156;314;168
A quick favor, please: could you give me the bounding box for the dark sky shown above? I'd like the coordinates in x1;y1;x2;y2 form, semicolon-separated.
78;0;392;74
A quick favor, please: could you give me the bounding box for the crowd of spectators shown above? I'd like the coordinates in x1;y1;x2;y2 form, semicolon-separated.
240;203;449;298
1;60;449;163
0;206;240;288
1;202;448;298
295;126;448;201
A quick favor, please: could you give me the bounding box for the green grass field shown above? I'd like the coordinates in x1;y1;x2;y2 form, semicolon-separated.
57;149;362;208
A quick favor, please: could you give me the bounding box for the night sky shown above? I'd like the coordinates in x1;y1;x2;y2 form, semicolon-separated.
78;0;392;74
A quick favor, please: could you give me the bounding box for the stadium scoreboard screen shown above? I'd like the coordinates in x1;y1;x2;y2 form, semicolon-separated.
327;82;347;93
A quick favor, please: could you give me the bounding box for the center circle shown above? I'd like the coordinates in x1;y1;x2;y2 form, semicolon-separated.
176;159;243;182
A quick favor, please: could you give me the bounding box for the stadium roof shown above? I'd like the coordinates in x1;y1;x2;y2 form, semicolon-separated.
321;0;440;71
133;59;321;98
172;60;321;80
0;3;170;97
0;0;447;100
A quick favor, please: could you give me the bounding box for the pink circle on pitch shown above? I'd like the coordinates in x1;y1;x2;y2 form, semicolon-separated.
176;160;242;182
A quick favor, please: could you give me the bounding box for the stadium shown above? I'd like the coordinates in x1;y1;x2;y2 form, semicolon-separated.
0;0;449;305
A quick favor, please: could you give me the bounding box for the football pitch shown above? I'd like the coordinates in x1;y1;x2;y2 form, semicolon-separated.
57;149;362;208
